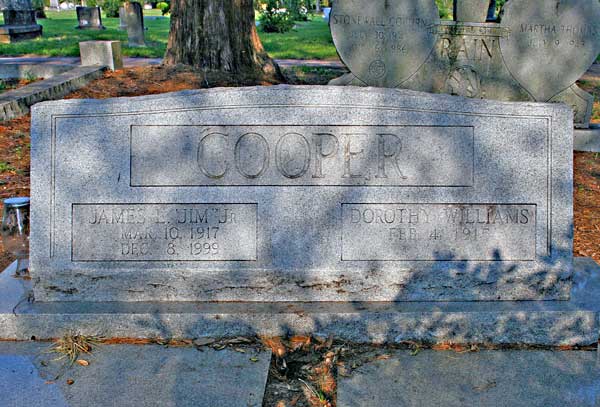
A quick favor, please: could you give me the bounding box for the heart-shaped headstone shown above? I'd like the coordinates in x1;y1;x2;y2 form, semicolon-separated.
330;0;440;88
500;0;600;102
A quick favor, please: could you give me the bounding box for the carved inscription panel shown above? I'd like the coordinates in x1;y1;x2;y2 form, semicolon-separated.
342;203;537;261
131;125;474;187
72;204;257;261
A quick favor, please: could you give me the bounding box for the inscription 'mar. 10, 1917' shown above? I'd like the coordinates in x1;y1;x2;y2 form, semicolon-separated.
131;125;474;187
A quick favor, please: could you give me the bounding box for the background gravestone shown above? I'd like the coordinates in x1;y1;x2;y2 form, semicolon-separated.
329;0;600;128
124;2;145;47
330;0;440;88
118;6;127;30
76;6;105;30
0;0;42;43
499;0;600;103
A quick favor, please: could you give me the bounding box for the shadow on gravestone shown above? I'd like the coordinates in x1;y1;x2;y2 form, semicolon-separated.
124;2;145;47
76;6;106;30
329;0;600;129
27;86;573;322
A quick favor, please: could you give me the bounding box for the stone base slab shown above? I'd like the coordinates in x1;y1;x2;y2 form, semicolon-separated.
0;24;42;43
1;258;598;346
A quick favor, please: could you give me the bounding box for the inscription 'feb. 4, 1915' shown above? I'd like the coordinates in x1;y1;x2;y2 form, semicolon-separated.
342;203;537;261
130;125;474;187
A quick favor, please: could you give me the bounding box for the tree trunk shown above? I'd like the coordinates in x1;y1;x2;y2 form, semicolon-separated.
316;0;320;12
164;0;281;78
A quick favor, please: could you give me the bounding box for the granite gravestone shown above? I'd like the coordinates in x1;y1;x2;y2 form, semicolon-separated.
124;2;145;47
329;0;600;128
330;0;440;88
0;0;42;43
30;86;573;303
118;6;127;30
76;6;105;30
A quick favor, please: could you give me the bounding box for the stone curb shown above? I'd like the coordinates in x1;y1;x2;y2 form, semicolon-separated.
0;65;106;122
574;126;600;152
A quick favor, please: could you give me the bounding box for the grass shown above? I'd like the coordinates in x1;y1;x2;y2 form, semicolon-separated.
0;10;170;58
259;18;337;60
47;332;103;365
0;11;339;60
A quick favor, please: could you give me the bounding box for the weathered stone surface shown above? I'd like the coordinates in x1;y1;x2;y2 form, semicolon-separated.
0;65;106;122
124;2;145;47
338;349;600;407
75;6;105;30
329;0;440;87
0;342;271;407
2;258;599;345
30;86;573;303
329;0;600;128
499;0;600;103
454;0;490;23
79;40;122;71
0;0;33;10
118;6;127;29
574;125;600;153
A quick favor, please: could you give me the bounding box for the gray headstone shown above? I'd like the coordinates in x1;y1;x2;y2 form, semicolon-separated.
75;6;105;30
330;0;440;87
499;0;600;102
79;40;123;71
118;6;127;29
124;2;145;47
49;0;59;10
454;0;489;23
29;86;573;303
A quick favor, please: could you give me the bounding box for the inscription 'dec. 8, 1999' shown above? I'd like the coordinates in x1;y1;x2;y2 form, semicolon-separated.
130;125;474;187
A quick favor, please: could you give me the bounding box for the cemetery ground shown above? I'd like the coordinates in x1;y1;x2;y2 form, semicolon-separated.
0;11;339;61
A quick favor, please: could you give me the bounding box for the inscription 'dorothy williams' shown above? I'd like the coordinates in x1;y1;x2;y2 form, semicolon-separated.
72;204;257;261
130;125;474;187
342;204;537;261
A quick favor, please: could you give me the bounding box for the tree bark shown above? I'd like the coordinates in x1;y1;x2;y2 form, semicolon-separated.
164;0;281;78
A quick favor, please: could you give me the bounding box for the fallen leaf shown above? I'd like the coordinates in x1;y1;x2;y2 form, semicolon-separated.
76;359;89;366
250;357;259;362
289;336;311;351
66;379;74;385
261;337;286;357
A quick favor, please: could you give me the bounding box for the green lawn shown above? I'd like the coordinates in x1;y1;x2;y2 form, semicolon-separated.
0;10;169;57
259;19;337;60
0;11;338;60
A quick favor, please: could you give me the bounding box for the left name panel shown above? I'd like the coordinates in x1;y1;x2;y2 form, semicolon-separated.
71;204;257;261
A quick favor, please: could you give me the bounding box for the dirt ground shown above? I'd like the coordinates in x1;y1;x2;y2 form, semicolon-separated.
0;65;598;270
